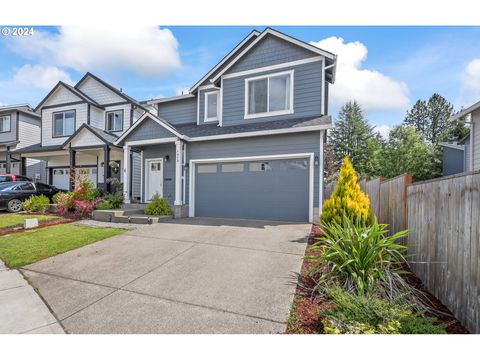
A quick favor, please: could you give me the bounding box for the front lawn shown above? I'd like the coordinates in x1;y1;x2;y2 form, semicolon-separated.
0;214;58;228
0;224;126;268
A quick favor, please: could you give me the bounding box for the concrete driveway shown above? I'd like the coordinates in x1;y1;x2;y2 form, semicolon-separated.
22;218;310;334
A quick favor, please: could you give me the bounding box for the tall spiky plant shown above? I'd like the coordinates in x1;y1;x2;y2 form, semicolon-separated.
321;157;371;225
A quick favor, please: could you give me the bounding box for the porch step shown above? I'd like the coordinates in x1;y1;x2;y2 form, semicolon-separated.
92;209;172;224
121;203;147;210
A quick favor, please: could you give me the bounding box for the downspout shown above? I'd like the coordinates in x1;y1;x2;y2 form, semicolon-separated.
465;114;473;171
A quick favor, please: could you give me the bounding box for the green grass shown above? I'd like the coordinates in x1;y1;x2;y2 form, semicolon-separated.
0;214;58;228
0;224;126;268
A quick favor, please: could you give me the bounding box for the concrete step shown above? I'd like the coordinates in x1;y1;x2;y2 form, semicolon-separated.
121;203;147;210
112;214;172;225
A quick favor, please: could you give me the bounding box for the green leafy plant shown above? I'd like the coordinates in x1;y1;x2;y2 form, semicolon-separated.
310;214;417;303
54;192;75;211
22;195;51;214
321;157;371;225
321;287;445;334
96;194;124;210
144;194;172;216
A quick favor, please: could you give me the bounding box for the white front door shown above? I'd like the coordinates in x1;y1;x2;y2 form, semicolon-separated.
146;158;164;201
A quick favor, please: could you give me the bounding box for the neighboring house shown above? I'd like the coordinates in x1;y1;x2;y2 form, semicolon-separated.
0;104;46;181
439;141;466;176
116;28;337;222
443;100;480;175
14;73;147;193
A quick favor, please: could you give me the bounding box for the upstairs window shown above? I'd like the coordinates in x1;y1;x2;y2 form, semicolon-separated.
106;110;124;132
245;71;293;119
205;91;219;122
53;110;75;137
0;115;11;133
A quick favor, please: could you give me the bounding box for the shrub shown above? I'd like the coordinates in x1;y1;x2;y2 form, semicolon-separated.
73;198;102;218
321;287;445;334
310;214;413;300
73;177;97;201
22;195;51;214
96;194;123;210
144;194;172;216
321;157;371;225
54;192;75;215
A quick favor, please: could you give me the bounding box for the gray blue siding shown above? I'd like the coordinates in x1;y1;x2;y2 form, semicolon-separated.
222;60;323;126
157;98;196;125
127;117;176;142
226;34;318;74
442;146;465;176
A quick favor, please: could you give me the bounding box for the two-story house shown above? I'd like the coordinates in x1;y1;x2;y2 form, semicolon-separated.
0;104;45;181
116;28;337;222
15;73;147;194
441;100;480;176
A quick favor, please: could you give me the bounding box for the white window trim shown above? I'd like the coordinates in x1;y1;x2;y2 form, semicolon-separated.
53;110;76;137
244;70;294;120
106;110;124;132
188;152;314;222
0;115;11;133
204;91;220;123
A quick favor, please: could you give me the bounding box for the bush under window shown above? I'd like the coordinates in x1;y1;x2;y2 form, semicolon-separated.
144;194;172;216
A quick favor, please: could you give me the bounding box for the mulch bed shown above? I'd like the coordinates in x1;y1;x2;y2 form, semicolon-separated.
0;215;74;236
286;225;469;334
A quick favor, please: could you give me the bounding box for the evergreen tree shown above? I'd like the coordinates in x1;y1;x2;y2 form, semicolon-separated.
382;126;441;181
330;101;374;176
404;93;454;144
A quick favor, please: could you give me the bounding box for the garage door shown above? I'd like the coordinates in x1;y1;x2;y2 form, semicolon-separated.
194;158;310;222
52;168;70;190
52;167;97;190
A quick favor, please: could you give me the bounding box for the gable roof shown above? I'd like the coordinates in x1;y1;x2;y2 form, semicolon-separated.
210;27;337;84
0;104;40;118
449;100;480;122
61;123;118;149
34;81;104;112
189;29;260;94
75;72;148;112
114;111;185;145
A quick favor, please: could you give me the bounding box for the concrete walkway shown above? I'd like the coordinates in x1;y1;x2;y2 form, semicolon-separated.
23;218;310;334
0;260;64;334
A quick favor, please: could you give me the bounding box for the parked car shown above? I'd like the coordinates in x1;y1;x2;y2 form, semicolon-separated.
0;174;32;183
0;181;61;213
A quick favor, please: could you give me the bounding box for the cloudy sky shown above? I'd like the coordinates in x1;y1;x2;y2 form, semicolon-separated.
1;26;480;137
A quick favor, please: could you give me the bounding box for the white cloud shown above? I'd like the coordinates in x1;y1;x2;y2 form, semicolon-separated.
310;37;410;111
7;26;181;76
460;58;480;104
13;64;73;90
374;124;392;139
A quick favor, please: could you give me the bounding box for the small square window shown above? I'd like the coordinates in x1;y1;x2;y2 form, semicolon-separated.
0;115;11;132
197;164;217;173
221;163;244;173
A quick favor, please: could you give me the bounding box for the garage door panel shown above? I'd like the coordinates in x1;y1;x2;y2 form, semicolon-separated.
195;159;309;222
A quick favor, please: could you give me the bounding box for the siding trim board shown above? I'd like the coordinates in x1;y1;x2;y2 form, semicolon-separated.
222;56;323;80
188;152;314;222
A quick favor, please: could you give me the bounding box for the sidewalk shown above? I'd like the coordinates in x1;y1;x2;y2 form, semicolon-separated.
0;260;64;334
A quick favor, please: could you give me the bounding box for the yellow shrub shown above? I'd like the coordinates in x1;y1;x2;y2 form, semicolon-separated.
321;157;371;225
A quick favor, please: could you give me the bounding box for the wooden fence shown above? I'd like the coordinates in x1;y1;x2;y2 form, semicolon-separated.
407;170;480;333
324;173;411;237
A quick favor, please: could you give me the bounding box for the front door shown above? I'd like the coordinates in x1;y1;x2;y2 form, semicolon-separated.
146;158;164;201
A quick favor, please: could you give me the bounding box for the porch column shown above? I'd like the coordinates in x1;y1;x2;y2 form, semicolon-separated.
174;138;183;206
21;157;26;176
5;146;11;173
319;130;325;217
104;145;110;193
123;145;131;204
69;147;76;191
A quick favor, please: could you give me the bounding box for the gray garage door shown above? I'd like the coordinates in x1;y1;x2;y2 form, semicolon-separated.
194;158;310;222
